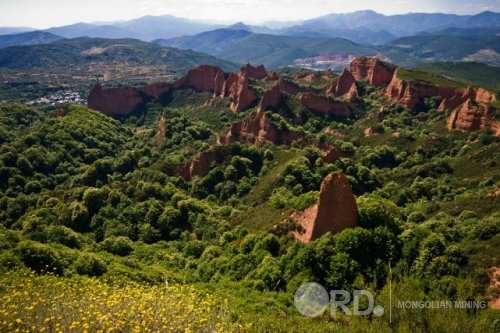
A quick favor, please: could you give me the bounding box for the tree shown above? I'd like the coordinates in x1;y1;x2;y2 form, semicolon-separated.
74;253;107;277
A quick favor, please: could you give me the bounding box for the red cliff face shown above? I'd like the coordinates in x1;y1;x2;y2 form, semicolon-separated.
218;111;302;145
138;82;171;100
88;83;144;115
350;57;395;86
241;64;268;80
384;69;457;108
221;73;257;112
258;83;282;112
298;93;351;117
447;99;500;136
293;172;359;242
173;65;225;95
277;78;318;95
167;149;221;180
89;65;264;115
88;82;171;116
295;72;321;84
325;68;358;102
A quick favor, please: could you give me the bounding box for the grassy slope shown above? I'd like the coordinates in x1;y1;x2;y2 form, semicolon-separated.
233;149;303;231
396;67;467;88
417;62;500;93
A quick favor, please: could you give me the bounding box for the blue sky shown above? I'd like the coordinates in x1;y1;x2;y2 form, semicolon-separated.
0;0;499;28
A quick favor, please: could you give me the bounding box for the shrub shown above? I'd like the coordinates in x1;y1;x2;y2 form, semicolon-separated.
100;236;133;256
74;253;107;277
47;225;81;249
16;240;64;274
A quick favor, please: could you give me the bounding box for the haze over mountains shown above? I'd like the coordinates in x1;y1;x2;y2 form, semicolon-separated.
0;10;499;71
2;10;499;43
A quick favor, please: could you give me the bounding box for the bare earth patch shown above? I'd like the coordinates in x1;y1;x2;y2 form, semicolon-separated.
487;266;500;309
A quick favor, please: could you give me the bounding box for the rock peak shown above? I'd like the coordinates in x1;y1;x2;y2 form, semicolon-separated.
293;172;359;242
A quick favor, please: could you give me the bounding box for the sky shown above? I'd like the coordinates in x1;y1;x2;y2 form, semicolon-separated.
0;0;499;28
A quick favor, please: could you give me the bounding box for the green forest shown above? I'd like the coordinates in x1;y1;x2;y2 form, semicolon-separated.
0;71;499;332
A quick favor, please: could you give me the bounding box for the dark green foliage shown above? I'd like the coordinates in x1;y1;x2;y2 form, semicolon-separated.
100;236;133;256
0;61;497;333
16;240;65;274
74;253;107;277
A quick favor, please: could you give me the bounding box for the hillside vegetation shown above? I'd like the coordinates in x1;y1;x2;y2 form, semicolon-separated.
417;62;500;93
0;37;239;90
0;66;499;332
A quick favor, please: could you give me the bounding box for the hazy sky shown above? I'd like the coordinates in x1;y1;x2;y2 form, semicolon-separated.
0;0;499;28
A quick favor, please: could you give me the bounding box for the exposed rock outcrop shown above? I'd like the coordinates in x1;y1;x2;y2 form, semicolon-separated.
377;65;499;135
277;79;309;96
295;72;321;84
173;65;225;95
325;68;358;102
384;69;458;108
438;86;497;112
221;73;257;112
315;141;341;164
298;93;351;117
166;149;222;180
350;57;395;86
241;64;267;80
264;71;279;81
447;99;500;135
218;110;302;145
88;83;169;115
293;172;359;242
364;127;377;137
258;83;282;112
88;65;262;115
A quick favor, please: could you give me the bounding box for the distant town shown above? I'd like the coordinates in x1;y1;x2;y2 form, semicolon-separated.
27;90;86;106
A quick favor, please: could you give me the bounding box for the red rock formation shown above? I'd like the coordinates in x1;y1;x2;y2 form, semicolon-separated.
173;65;225;95
325;68;358;101
220;73;238;98
221;73;257;112
218;111;302;145
298;93;351;117
350;57;395;86
258;83;282;112
315;141;341;164
295;72;321;84
264;71;279;81
293;172;359;242
447;99;500;135
476;87;497;104
377;106;385;121
138;82;171;100
156;113;166;145
88;83;144;115
276;79;313;95
167;149;221;180
384;69;457;108
241;64;267;80
364;127;377;137
88;82;171;115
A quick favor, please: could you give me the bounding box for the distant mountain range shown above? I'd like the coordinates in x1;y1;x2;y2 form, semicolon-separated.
1;10;498;44
0;31;63;49
158;32;376;69
278;10;500;39
0;10;499;70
